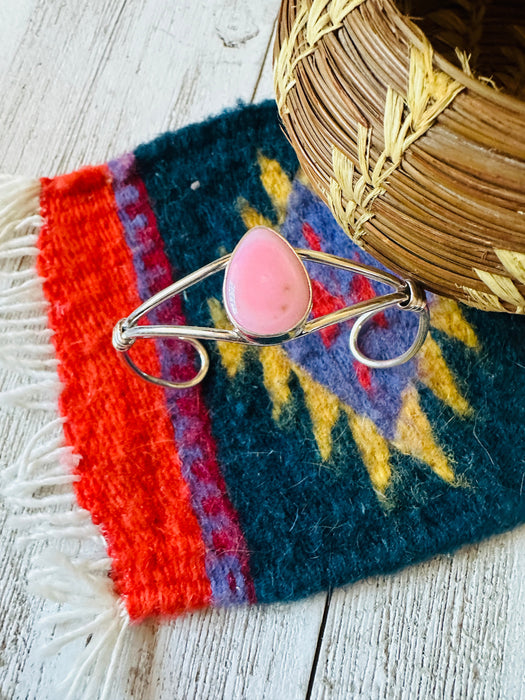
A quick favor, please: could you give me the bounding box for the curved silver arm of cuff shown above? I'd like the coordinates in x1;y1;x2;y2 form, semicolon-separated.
112;250;429;390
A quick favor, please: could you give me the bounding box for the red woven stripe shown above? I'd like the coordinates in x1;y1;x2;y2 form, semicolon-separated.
37;166;212;619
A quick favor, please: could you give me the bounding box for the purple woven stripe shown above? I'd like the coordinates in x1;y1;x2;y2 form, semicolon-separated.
109;153;256;607
282;181;418;440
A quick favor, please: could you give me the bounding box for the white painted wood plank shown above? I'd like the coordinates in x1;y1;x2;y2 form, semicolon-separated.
311;529;525;699
501;529;525;700
0;0;34;66
148;598;325;700
0;0;282;176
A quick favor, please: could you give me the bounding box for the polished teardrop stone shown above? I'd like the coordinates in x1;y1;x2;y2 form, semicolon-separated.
223;226;311;338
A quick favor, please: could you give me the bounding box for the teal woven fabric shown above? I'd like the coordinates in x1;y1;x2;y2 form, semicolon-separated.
127;101;525;603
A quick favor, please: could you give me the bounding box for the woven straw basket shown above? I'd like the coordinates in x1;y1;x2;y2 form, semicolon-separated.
274;0;525;313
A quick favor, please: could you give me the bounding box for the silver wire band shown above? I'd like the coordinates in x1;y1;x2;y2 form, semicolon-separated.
113;249;429;389
122;335;210;389
349;305;430;368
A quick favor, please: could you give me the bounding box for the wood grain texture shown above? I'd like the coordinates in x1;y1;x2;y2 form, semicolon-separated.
0;1;524;699
312;535;525;700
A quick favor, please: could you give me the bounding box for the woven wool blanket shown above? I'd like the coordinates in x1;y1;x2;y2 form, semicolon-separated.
1;101;524;697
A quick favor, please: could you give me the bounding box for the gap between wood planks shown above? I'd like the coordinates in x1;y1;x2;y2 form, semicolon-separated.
306;589;333;700
250;12;278;103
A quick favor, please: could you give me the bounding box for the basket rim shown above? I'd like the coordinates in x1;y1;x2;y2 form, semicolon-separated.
388;2;525;116
275;0;525;314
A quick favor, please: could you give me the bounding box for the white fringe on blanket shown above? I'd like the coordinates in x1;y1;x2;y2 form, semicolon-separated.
0;175;131;700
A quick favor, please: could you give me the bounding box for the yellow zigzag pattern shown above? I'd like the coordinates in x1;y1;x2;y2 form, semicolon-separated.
238;153;294;231
207;298;246;378
258;154;293;225
344;407;391;496
393;386;456;484
430;296;478;348
209;298;471;496
238;204;272;230
417;335;471;417
211;155;480;500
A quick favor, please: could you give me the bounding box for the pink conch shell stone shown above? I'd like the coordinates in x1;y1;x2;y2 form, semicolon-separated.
223;227;312;338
